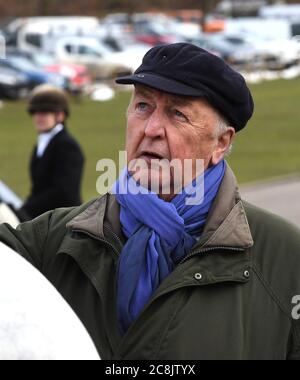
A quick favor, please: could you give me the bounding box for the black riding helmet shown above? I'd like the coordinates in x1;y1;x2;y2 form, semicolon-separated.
27;84;70;118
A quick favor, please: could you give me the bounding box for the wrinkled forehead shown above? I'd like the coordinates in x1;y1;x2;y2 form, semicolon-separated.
131;84;222;123
133;84;206;107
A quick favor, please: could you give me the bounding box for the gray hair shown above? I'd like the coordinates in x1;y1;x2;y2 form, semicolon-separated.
215;113;234;156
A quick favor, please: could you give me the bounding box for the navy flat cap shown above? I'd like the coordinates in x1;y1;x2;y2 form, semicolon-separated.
116;43;254;132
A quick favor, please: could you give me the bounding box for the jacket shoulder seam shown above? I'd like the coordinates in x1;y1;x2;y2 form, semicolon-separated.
33;212;53;269
253;263;291;318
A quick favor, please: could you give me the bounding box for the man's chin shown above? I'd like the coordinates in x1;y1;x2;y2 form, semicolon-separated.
131;169;178;197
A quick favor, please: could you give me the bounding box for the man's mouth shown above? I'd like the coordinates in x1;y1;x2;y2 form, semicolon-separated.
138;151;165;161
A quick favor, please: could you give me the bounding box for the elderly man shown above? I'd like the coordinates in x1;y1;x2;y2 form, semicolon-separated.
0;43;300;360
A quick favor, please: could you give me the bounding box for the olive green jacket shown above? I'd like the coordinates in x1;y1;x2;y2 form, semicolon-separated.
0;166;300;360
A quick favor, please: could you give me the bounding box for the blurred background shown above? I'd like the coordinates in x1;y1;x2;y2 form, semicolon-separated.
0;0;299;224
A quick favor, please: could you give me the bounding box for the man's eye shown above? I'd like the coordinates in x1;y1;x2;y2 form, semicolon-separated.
136;102;149;111
174;109;188;121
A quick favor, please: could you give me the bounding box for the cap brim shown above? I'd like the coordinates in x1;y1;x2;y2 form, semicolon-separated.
116;73;204;97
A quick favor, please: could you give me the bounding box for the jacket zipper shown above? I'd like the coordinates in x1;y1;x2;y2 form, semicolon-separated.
72;228;121;259
103;225;124;253
179;246;245;265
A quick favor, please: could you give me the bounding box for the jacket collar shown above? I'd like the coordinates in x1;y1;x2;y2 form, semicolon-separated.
197;165;254;250
67;164;254;251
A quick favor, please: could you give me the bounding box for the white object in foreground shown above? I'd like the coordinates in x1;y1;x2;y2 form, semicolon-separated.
90;84;115;102
0;242;100;360
0;181;23;209
0;203;20;228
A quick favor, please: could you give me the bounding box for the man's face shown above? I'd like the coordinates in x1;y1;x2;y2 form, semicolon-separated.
126;85;234;200
32;111;64;134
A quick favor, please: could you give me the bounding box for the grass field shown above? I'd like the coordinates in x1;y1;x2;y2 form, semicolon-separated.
1;77;300;202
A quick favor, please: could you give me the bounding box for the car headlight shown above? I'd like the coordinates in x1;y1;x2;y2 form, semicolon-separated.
0;74;18;85
16;74;27;83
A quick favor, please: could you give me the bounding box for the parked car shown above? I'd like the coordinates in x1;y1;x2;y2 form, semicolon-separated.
54;37;136;80
4;17;101;54
101;36;149;71
0;30;5;59
102;13;184;46
1;54;67;89
259;4;300;21
0;64;31;99
221;32;300;69
132;17;180;46
44;62;91;94
132;13;200;41
102;35;149;55
188;34;259;67
6;49;90;94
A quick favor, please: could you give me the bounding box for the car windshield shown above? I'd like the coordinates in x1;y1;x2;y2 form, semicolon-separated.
93;42;113;55
135;21;167;35
104;35;137;52
222;32;271;45
75;40;113;57
240;32;272;43
33;53;55;67
8;56;37;71
224;36;245;45
205;36;233;50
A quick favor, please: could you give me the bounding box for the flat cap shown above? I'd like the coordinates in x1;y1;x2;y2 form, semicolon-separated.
116;43;254;131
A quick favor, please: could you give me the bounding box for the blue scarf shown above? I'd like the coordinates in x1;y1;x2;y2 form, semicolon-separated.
113;160;226;334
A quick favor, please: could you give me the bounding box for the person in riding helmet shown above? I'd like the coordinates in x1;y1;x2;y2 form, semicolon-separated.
19;84;84;221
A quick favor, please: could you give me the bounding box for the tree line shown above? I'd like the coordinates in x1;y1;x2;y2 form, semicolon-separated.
0;0;298;18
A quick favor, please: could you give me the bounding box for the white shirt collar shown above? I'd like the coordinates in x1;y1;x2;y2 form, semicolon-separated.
36;124;64;158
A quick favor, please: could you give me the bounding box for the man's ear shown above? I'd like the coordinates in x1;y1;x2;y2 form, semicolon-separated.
211;127;235;165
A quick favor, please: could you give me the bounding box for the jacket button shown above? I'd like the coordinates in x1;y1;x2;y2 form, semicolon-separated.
194;273;202;281
243;270;250;278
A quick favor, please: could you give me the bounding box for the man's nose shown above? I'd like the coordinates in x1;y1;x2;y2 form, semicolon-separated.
144;110;166;139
